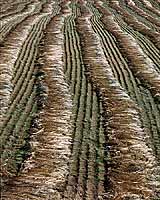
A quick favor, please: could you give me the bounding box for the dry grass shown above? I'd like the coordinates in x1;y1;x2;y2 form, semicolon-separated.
76;6;158;199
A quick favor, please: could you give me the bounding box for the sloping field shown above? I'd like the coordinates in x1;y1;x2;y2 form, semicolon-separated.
0;0;160;199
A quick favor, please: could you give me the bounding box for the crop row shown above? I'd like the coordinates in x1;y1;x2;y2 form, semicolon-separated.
133;0;160;17
0;13;43;125
1;0;160;199
76;2;159;199
105;0;160;50
0;2;57;185
102;2;160;62
0;0;32;18
1;2;72;198
0;1;43;43
62;2;106;199
87;1;160;160
94;1;160;99
119;0;160;32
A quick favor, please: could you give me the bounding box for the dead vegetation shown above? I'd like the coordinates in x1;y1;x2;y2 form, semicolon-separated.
76;6;158;199
0;0;160;199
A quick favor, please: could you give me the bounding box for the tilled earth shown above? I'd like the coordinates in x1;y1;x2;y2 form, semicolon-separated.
0;0;160;199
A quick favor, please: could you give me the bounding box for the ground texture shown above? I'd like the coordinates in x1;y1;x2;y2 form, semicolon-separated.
0;0;160;199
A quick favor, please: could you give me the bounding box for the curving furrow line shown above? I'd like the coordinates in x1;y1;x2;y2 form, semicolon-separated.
0;21;44;183
0;14;44;127
0;2;43;44
141;0;160;17
110;12;160;73
145;0;160;9
0;17;47;134
119;0;160;32
64;10;89;198
86;2;160;160
96;2;160;98
100;0;160;50
89;0;159;148
0;4;60;184
0;1;31;19
1;4;72;198
76;4;159;198
63;3;106;199
0;0;42;17
101;1;160;53
133;0;160;18
124;0;160;31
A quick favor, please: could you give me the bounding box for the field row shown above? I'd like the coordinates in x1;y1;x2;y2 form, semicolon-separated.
0;0;60;186
0;0;160;199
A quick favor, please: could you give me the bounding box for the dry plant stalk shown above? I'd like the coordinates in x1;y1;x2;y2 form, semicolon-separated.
76;4;159;199
1;2;73;199
95;2;160;100
0;15;42;128
102;0;160;49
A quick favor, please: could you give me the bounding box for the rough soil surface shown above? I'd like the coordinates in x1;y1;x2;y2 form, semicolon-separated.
0;0;160;199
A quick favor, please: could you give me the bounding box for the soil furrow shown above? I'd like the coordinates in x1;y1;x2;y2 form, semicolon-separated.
86;2;160;160
119;0;159;31
106;8;160;71
76;4;159;199
119;0;160;31
0;1;61;188
1;0;160;199
0;17;49;134
0;13;45;126
63;3;105;199
101;0;160;50
0;1;43;44
86;92;99;200
1;3;73;199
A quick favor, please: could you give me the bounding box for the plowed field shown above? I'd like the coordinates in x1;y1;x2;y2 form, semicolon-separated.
0;0;160;199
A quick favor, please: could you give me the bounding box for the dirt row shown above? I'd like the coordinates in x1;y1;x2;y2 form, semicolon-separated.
0;0;160;199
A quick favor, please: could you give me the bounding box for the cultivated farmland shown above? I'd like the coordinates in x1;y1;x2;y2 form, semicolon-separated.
0;0;160;199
